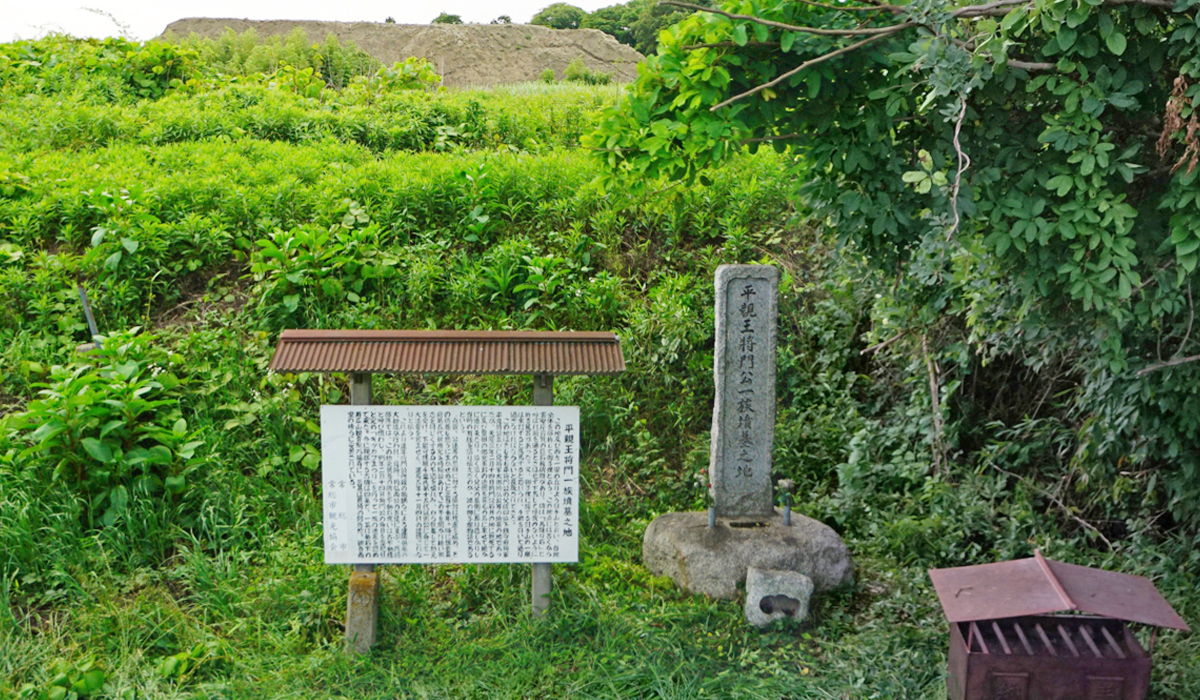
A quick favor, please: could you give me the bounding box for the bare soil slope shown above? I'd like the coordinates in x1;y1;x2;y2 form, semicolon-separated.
161;19;645;87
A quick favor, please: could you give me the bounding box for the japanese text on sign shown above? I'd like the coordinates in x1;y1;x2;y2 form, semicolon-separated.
720;277;771;484
321;405;579;564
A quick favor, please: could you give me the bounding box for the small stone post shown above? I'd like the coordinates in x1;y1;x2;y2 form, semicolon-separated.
346;372;380;654
531;373;554;615
710;265;779;520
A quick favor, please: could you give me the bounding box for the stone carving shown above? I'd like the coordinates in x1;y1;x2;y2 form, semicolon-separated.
744;567;814;627
710;265;779;519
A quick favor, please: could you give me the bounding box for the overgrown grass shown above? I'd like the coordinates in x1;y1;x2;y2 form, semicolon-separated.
1;34;1197;700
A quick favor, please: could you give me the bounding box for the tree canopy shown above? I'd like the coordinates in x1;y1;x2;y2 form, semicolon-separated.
532;3;589;29
581;0;714;54
588;0;1200;528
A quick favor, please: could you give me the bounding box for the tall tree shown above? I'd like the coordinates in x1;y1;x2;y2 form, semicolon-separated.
531;3;589;29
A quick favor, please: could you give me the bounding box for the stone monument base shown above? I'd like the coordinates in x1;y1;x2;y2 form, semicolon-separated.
642;509;853;600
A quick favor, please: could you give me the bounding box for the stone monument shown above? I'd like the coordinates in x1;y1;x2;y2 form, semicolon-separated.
642;264;853;600
711;265;778;519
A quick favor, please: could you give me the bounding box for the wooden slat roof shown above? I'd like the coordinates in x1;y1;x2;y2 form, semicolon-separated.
269;329;625;376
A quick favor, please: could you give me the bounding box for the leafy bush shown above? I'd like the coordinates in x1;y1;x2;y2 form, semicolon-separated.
0;332;204;529
248;216;399;324
167;28;376;88
13;658;107;700
564;57;611;86
0;36;196;101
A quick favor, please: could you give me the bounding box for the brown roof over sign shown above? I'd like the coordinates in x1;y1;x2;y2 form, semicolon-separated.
929;550;1190;631
269;329;625;376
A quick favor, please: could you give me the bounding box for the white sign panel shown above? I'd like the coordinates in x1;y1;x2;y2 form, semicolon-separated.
321;405;579;564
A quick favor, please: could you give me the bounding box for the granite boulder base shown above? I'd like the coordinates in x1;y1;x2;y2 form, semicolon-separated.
642;510;853;600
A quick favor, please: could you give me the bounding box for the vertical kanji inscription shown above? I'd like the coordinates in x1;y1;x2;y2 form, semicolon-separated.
710;265;778;519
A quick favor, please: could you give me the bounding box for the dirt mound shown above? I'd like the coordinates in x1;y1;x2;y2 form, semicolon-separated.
160;19;645;87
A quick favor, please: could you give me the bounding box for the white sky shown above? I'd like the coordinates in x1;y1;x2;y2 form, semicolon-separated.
2;1;620;43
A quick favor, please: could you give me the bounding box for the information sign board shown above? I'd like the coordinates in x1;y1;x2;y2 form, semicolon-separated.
321;405;579;564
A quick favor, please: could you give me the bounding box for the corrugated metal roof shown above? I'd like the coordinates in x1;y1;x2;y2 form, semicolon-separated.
269;329;625;376
929;550;1190;630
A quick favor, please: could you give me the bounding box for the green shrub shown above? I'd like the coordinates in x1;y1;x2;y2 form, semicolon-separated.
13;657;107;700
0;331;204;529
167;28;377;88
564;57;611;85
539;68;557;83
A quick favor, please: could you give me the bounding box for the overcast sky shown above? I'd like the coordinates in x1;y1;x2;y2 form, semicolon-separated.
3;1;620;43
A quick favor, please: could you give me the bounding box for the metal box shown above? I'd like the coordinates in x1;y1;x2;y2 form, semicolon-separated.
930;551;1189;700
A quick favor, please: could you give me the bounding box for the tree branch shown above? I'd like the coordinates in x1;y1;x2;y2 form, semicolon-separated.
860;330;906;355
659;1;912;36
1136;353;1200;376
948;96;970;238
989;463;1114;551
710;31;898;111
953;0;1033;16
1008;59;1056;71
793;0;902;13
922;333;947;476
951;38;1054;71
740;133;804;144
1105;0;1174;8
683;41;778;49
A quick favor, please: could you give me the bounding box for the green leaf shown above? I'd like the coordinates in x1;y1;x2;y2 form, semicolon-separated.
109;485;128;512
164;475;186;494
289;445;306;463
121;237;138;254
1046;174;1073;196
1106;31;1127;56
1057;26;1077;51
732;25;748;47
82;438;113;464
145;445;172;464
780;32;796;53
29;420;66;444
1000;9;1024;32
1177;235;1200;256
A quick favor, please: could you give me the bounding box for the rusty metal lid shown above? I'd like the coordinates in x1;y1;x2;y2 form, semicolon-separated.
269;329;625;376
928;550;1189;631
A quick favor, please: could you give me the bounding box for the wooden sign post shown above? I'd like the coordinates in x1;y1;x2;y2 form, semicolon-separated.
268;330;624;654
